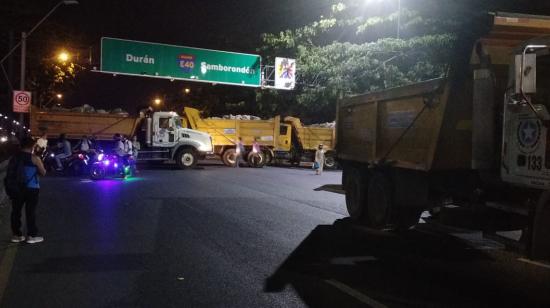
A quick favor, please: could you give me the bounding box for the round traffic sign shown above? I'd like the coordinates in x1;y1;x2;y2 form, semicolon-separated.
15;92;31;106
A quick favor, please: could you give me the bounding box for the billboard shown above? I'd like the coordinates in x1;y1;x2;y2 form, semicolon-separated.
274;57;296;90
100;37;261;87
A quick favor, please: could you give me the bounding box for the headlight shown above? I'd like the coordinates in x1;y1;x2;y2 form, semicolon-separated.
198;143;212;152
0;136;7;143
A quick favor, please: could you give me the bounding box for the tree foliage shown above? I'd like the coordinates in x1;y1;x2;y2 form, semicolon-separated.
257;0;460;122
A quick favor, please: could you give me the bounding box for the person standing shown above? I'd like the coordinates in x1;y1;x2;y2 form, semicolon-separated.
235;137;245;168
314;144;325;175
6;137;47;243
34;132;48;156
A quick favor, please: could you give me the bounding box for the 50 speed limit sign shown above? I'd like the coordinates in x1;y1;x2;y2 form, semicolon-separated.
13;90;31;113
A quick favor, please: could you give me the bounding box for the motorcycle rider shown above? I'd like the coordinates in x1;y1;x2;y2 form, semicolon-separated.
113;134;126;157
54;134;72;171
73;135;92;153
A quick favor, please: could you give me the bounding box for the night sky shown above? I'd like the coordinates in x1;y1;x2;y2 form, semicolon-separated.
1;0;550;116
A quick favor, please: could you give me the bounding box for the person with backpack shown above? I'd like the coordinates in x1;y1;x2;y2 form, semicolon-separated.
5;137;46;244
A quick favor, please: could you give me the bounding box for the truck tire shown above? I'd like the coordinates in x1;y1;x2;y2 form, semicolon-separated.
345;166;368;221
531;192;550;260
263;150;274;166
222;149;237;167
366;172;393;229
324;154;337;169
176;148;197;169
247;152;265;168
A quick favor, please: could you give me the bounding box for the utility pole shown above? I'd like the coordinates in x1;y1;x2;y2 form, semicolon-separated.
19;32;26;124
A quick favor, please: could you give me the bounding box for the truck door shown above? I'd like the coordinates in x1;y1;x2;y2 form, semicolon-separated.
502;50;550;189
154;116;177;147
277;124;292;151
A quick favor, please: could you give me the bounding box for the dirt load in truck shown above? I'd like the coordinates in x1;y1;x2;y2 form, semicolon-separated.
336;12;550;260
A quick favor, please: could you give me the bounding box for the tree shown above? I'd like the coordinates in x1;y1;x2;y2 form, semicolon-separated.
256;0;477;123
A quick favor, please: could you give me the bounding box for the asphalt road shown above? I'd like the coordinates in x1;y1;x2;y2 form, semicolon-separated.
0;163;549;307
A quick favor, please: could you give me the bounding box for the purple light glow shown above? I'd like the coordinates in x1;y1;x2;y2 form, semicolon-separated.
103;160;110;166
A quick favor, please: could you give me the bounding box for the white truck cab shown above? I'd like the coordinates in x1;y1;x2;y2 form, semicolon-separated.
141;111;213;169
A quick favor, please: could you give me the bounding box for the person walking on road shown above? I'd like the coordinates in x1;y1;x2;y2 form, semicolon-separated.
6;137;47;244
314;144;325;175
235;137;245;168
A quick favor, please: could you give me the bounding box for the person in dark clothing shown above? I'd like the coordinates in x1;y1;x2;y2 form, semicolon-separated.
9;137;47;244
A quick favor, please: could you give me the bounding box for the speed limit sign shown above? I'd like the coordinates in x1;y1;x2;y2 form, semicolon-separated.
13;90;31;113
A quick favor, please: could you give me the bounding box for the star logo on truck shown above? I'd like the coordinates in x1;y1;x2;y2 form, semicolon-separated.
517;119;541;152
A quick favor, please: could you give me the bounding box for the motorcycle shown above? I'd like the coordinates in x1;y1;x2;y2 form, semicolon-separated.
42;149;89;176
90;152;134;180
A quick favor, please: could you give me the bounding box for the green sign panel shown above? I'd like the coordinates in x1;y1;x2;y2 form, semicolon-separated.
100;37;261;87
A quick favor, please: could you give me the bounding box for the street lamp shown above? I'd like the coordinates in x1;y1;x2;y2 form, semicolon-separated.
184;88;191;94
57;51;71;62
154;98;162;105
0;0;79;124
56;93;63;99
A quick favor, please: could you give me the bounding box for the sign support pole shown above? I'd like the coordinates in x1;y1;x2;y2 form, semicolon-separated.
19;32;26;126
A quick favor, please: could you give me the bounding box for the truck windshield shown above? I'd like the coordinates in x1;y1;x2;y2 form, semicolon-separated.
174;117;183;129
535;53;550;107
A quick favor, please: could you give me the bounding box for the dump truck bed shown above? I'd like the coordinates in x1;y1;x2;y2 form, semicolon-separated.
336;78;462;171
184;107;280;148
284;117;335;151
30;108;140;140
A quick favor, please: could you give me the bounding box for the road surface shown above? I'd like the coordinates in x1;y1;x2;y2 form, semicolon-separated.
0;164;548;307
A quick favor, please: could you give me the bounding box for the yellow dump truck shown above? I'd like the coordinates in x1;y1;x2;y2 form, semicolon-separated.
337;12;550;260
283;116;336;168
183;107;336;167
30;108;213;169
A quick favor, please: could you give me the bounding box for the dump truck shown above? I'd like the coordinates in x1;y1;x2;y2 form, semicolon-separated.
30;108;213;169
336;12;550;260
182;107;336;167
281;116;336;168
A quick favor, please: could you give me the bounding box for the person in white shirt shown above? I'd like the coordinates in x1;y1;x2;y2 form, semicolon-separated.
74;135;92;153
314;144;325;175
34;132;48;156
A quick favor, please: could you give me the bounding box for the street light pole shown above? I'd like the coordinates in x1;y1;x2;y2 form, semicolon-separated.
0;0;79;126
19;32;26;124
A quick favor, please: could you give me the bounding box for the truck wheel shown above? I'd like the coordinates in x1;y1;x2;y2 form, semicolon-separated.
531;192;550;260
247;152;265;168
345;166;368;221
324;155;337;169
176;148;197;169
263;150;274;166
222;149;237;167
366;172;393;229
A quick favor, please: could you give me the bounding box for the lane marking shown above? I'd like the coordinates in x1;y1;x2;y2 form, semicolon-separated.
0;244;18;303
517;258;550;270
325;279;388;308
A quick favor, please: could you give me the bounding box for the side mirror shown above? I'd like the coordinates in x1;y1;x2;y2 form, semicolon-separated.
515;53;537;94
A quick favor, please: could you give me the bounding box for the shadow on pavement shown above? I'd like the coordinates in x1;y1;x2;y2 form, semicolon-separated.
265;218;550;307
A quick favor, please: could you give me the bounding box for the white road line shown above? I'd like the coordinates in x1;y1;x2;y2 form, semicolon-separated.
517;258;550;270
325;279;388;308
